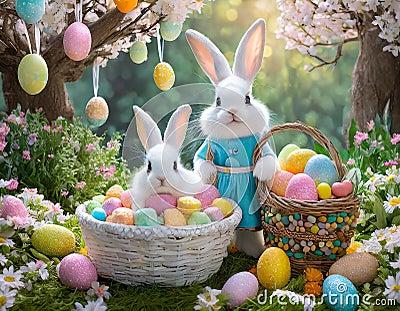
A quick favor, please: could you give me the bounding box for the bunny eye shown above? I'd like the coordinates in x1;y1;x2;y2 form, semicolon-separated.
173;161;178;171
245;95;251;105
216;97;221;107
147;161;152;174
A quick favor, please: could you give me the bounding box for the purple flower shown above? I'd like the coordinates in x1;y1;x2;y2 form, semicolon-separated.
384;160;398;167
354;131;369;146
347;159;355;165
23;150;31;160
12;143;20;150
75;181;86;190
28;133;38;146
391;133;400;145
7;179;18;190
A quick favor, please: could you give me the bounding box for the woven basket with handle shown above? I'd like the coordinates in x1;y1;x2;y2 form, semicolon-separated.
253;122;360;275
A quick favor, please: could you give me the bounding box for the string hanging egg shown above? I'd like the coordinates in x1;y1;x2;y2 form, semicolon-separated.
160;21;183;42
113;0;138;13
15;0;45;24
18;54;48;95
153;62;175;91
63;22;92;61
85;96;109;127
129;41;148;64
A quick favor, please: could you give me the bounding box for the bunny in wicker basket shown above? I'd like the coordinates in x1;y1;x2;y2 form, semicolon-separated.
186;19;278;258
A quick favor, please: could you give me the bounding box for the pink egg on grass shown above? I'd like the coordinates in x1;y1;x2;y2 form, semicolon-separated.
145;194;177;215
1;195;28;219
63;22;92;61
285;173;318;201
102;197;122;216
58;253;97;290
221;272;259;308
195;185;220;210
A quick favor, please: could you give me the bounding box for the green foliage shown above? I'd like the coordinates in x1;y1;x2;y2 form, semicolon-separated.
0;107;130;212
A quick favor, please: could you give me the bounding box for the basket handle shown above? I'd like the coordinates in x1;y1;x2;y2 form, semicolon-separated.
252;121;346;180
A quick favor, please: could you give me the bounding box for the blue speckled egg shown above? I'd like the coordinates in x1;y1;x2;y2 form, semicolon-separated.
323;275;359;311
91;207;107;221
304;154;339;186
15;0;45;24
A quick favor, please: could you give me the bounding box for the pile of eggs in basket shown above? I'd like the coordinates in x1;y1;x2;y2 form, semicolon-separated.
272;144;354;200
86;184;234;226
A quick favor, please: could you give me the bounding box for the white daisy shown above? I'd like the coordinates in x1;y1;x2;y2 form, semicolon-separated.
0;238;14;248
0;287;17;310
19;262;37;273
0;266;24;291
385;233;400;254
383;194;400;213
390;255;400;269
358;237;382;254
73;297;107;311
371;227;392;241
86;282;111;300
194;286;222;311
383;272;400;303
0;255;7;267
37;262;49;280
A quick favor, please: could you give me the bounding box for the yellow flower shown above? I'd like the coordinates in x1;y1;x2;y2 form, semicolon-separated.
305;268;323;283
346;241;363;254
78;246;88;256
304;282;322;296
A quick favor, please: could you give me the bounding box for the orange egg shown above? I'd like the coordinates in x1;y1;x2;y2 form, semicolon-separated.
114;0;138;13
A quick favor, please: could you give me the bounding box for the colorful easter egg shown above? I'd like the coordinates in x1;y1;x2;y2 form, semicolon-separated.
278;144;300;169
145;194;177;215
332;180;353;197
113;0;137;13
323;275;358;311
120;190;132;208
221;272;259;308
257;247;291;290
160;21;183;41
177;196;202;218
58;254;98;290
164;208;186;226
85;96;109;127
0;195;28;219
285;173;318;200
129;41;148;64
18;54;48;95
195;184;220;209
91;207;107;221
106;207;134;225
317;182;332;200
63;22;91;61
102;198;122;216
187;211;211;225
135;208;159;226
283;149;316;174
15;0;45;24
92;195;105;204
153;62;175;91
86;200;102;214
304;154;339;185
31;224;75;257
212;198;233;217
106;184;124;199
271;170;294;197
204;206;224;221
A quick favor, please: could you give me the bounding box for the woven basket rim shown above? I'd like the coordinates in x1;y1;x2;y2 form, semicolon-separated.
75;198;242;239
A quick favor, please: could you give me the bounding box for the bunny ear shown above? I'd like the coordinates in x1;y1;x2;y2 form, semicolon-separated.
233;18;266;83
164;104;192;149
186;29;232;85
133;106;163;151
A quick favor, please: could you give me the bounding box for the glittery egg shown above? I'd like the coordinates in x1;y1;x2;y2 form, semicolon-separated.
187;211;211;225
135;208;159;226
285;173;318;201
283;149;316;174
15;0;45;24
221;272;259;308
106;184;124;199
304;154;339;185
63;22;92;61
323;275;358;311
102;197;123;216
278;144;299;169
113;0;137;13
195;184;220;210
332;181;353;197
153;62;175;91
31;224;76;257
0;195;28;219
129;41;148;64
91;207;107;221
120;190;132;208
211;198;233;217
58;254;98;290
106;207;134;225
145;194;177;215
86;200;102;214
204;206;224;221
271;170;294;197
160;21;183;41
257;247;291;290
18;54;48;95
164;208;186;226
328;252;379;285
85;96;109;127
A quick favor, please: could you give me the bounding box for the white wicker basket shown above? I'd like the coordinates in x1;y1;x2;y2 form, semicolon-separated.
75;200;242;287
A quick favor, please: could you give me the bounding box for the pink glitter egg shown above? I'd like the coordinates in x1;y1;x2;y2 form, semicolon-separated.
145;194;177;215
63;22;92;61
0;195;28;219
58;254;97;290
204;206;224;221
221;272;259;308
102;197;122;216
120;190;132;209
195;185;220;210
285;173;318;201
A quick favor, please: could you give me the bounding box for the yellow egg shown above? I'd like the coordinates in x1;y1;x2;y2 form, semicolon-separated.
317;182;332;200
18;54;48;95
278;144;300;168
212;198;233;217
257;247;291;290
283;149;316;174
153;62;175;91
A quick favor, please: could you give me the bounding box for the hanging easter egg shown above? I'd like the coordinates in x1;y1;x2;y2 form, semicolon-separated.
129;41;148;64
63;22;92;61
18;54;48;95
15;0;45;24
113;0;138;13
85;96;109;127
153;62;175;91
160;21;183;41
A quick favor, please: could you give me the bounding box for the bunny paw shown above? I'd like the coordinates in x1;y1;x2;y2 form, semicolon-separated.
194;159;217;184
253;155;277;183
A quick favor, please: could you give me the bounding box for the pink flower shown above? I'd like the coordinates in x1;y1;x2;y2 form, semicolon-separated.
371;140;377;147
23;188;37;195
391;133;400;145
35;260;44;269
20;111;25;117
367;120;374;131
12;216;27;227
48;154;54;158
7;179;18;190
75;181;86;190
28;133;38;146
354;131;369;146
347;158;355;165
38;107;43;113
23;150;31;160
384;160;398;167
85;144;95;153
52;203;62;213
43;125;51;132
61;191;69;197
0;141;7;152
104;172;112;179
0;122;10;137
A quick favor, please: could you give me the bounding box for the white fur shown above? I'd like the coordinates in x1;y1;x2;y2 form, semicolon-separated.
187;19;277;257
131;105;204;210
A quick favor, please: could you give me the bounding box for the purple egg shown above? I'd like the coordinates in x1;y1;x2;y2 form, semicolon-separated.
58;254;97;290
102;197;122;216
221;271;259;308
63;22;92;61
1;195;28;219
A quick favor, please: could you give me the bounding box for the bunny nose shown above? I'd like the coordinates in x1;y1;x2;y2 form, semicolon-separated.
157;177;166;184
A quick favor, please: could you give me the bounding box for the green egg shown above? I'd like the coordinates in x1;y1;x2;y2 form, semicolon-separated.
129;41;148;64
18;54;48;95
160;21;183;41
278;144;300;166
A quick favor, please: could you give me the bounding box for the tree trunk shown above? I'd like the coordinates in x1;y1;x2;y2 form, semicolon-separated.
350;13;400;133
